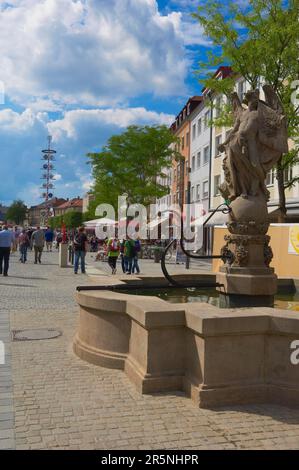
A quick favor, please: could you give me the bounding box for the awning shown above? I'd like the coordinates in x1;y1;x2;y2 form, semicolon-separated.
191;210;229;227
286;206;299;217
147;217;170;229
268;205;279;214
84;217;117;228
268;205;299;218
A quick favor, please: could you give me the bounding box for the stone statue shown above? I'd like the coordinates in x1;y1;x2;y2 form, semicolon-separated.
217;85;289;307
219;85;288;202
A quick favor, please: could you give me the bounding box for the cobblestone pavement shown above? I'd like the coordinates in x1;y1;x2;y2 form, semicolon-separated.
1;251;299;450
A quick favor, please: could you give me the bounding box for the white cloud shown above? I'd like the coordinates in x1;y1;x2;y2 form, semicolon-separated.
0;105;174;206
0;0;192;108
47;107;174;141
0;108;47;132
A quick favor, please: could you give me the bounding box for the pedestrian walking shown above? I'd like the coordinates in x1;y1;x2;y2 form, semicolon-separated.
13;226;20;252
73;226;88;274
132;238;141;274
119;239;126;273
19;229;30;263
45;227;54;252
55;231;62;250
0;225;14;276
31;226;46;264
107;237;120;274
124;238;135;274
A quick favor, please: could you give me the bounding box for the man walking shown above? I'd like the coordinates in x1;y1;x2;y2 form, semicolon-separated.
124;238;135;275
45;227;54;252
19;229;30;263
0;225;14;276
73;226;88;274
31;227;45;264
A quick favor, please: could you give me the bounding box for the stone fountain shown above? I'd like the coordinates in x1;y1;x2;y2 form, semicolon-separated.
73;86;299;408
216;86;289;307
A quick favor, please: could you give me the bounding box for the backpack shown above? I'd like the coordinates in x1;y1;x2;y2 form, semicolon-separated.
109;239;119;252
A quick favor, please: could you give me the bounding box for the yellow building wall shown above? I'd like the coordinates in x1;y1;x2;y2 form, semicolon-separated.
212;224;299;278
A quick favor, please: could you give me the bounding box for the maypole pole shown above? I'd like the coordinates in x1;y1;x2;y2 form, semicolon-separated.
41;135;56;226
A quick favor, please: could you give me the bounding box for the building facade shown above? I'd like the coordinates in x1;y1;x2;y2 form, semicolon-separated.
171;96;202;208
28;198;67;227
54;197;83;217
189;97;212;216
0;204;8;223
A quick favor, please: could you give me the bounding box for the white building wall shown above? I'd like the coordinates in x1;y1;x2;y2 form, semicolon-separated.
189;101;211;215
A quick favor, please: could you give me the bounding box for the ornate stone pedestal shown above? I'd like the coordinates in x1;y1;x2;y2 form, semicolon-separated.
216;196;277;307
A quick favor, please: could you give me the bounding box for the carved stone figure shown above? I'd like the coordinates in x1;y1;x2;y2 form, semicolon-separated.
219;85;288;203
217;86;288;305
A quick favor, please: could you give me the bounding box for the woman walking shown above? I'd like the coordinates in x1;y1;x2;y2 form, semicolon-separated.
19;229;30;264
107;237;120;274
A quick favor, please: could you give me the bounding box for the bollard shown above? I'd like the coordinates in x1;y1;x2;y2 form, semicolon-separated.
59;243;68;268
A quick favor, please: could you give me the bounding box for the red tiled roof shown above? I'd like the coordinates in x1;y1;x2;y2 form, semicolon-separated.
29;198;67;210
56;198;83;210
202;66;233;93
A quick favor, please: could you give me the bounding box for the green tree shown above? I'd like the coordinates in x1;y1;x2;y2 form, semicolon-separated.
63;211;82;229
193;0;299;221
6;200;27;225
49;215;63;230
87;125;181;217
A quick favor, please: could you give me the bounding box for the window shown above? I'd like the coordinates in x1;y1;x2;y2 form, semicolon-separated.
186;132;190;147
214;175;221;196
192;124;196;141
181;136;185;150
197;118;202;136
197;152;201;168
186;160;189;175
266;169;275;186
192;155;196;172
191;186;194;202
215;135;222;157
203;180;209;199
215;96;222;118
204;110;210;129
238;80;246;101
196;184;201;201
283;167;293;184
203;145;210;165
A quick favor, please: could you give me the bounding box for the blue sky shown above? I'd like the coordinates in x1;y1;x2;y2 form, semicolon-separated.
0;0;216;207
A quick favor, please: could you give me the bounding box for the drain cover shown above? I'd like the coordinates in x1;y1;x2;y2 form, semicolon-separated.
12;329;62;341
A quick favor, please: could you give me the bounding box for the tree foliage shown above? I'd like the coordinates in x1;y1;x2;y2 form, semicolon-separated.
193;0;299;218
6;200;27;225
63;211;83;229
49;215;63;230
49;212;82;229
87;125;181;217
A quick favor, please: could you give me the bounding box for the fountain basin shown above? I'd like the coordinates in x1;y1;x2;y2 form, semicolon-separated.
74;280;299;408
